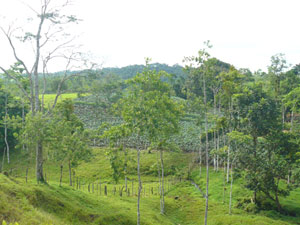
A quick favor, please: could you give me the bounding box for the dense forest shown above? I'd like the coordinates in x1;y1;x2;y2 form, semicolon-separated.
0;1;300;225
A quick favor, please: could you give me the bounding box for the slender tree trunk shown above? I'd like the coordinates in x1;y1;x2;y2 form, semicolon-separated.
34;13;45;183
68;160;72;186
229;162;234;214
227;100;232;183
4;94;9;164
60;165;63;186
123;144;128;191
160;149;165;214
223;159;226;204
275;183;282;212
253;136;257;203
137;147;141;225
290;110;294;132
203;73;209;225
213;92;217;172
282;104;285;130
157;151;161;196
1;147;6;173
199;133;202;178
226;144;230;183
36;141;44;183
22;100;26;151
26;168;28;183
217;130;220;172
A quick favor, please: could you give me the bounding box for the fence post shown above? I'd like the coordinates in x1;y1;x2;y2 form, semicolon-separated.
104;185;107;196
26;168;28;183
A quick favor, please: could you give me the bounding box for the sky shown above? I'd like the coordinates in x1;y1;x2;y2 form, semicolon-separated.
0;0;299;72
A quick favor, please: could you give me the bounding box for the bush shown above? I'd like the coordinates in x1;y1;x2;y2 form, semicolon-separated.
256;194;276;211
235;197;259;213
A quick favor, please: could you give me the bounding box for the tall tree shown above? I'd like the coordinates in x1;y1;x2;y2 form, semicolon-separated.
0;0;94;182
184;41;215;225
117;60;183;223
49;99;91;186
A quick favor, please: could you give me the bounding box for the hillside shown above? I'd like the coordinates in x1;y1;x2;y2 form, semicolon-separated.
1;148;299;225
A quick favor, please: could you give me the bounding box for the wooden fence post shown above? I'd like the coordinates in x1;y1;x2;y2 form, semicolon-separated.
25;168;28;183
104;185;107;196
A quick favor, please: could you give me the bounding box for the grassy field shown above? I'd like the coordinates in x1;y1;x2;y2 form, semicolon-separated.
41;93;79;108
1;148;300;225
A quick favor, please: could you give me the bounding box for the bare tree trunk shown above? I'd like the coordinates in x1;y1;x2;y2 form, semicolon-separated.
223;159;226;204
213;93;217;172
22;100;26;151
1;147;6;172
229;162;234;214
121;143;128;191
36;141;44;183
199;126;203;178
68;160;72;186
34;9;46;184
275;180;282;212
157;151;161;196
26;168;28;183
217;130;220;172
253;136;257;203
226;144;230;183
137;148;141;225
199;133;202;178
4;93;10;164
290;110;294;132
282;104;285;130
203;74;209;225
160;149;165;214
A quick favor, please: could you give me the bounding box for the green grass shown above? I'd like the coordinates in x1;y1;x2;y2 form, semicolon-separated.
1;148;300;225
41;93;79;107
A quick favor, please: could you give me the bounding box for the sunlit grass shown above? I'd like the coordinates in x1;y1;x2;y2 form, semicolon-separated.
40;93;79;108
1;148;299;225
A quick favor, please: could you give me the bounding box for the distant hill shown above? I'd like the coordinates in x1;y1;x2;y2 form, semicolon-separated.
101;63;187;80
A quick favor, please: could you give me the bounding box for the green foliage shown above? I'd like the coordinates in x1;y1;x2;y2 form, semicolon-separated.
89;74;124;113
49;99;91;167
117;62;184;145
0;81;25;154
13;112;52;151
105;146;125;183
